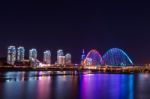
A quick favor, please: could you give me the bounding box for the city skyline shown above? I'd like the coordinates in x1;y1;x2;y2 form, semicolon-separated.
5;45;73;66
4;45;135;66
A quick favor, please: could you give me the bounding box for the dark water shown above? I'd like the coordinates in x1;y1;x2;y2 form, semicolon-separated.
0;71;150;99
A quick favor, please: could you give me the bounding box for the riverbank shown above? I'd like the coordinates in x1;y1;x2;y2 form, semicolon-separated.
0;66;149;73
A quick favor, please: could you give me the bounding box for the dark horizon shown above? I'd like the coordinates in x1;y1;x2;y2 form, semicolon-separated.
0;1;150;64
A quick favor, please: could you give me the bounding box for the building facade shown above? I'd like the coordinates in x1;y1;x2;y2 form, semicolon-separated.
57;56;65;65
43;50;51;64
7;46;16;65
65;53;71;65
29;48;38;66
29;48;37;60
17;46;25;62
57;49;64;65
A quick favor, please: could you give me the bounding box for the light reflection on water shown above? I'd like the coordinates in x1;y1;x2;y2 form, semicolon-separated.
79;74;134;99
0;71;149;99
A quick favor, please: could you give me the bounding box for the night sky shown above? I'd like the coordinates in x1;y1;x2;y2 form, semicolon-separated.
0;1;150;64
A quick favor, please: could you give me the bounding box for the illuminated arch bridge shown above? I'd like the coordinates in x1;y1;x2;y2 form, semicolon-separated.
84;49;103;66
84;48;133;66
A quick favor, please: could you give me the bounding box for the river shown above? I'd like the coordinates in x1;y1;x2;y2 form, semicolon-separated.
0;71;150;99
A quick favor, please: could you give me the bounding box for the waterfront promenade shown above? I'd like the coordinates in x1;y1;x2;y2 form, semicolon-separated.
0;65;149;73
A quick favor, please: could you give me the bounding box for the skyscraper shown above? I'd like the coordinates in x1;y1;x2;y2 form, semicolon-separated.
17;46;25;62
7;46;16;65
58;56;65;65
29;49;37;60
29;48;38;66
43;50;51;64
57;49;64;64
65;53;71;65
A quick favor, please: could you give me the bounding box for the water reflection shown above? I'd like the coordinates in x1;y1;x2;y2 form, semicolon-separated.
134;73;150;99
0;71;78;82
79;74;134;99
0;72;150;99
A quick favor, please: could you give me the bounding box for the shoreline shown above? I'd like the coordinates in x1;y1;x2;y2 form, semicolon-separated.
0;66;149;73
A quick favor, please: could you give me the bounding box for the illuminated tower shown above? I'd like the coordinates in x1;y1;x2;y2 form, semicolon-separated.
81;49;86;65
7;46;16;65
29;48;37;60
81;49;86;60
57;49;64;64
58;56;65;65
17;46;25;62
29;48;38;66
65;53;71;65
43;50;51;64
